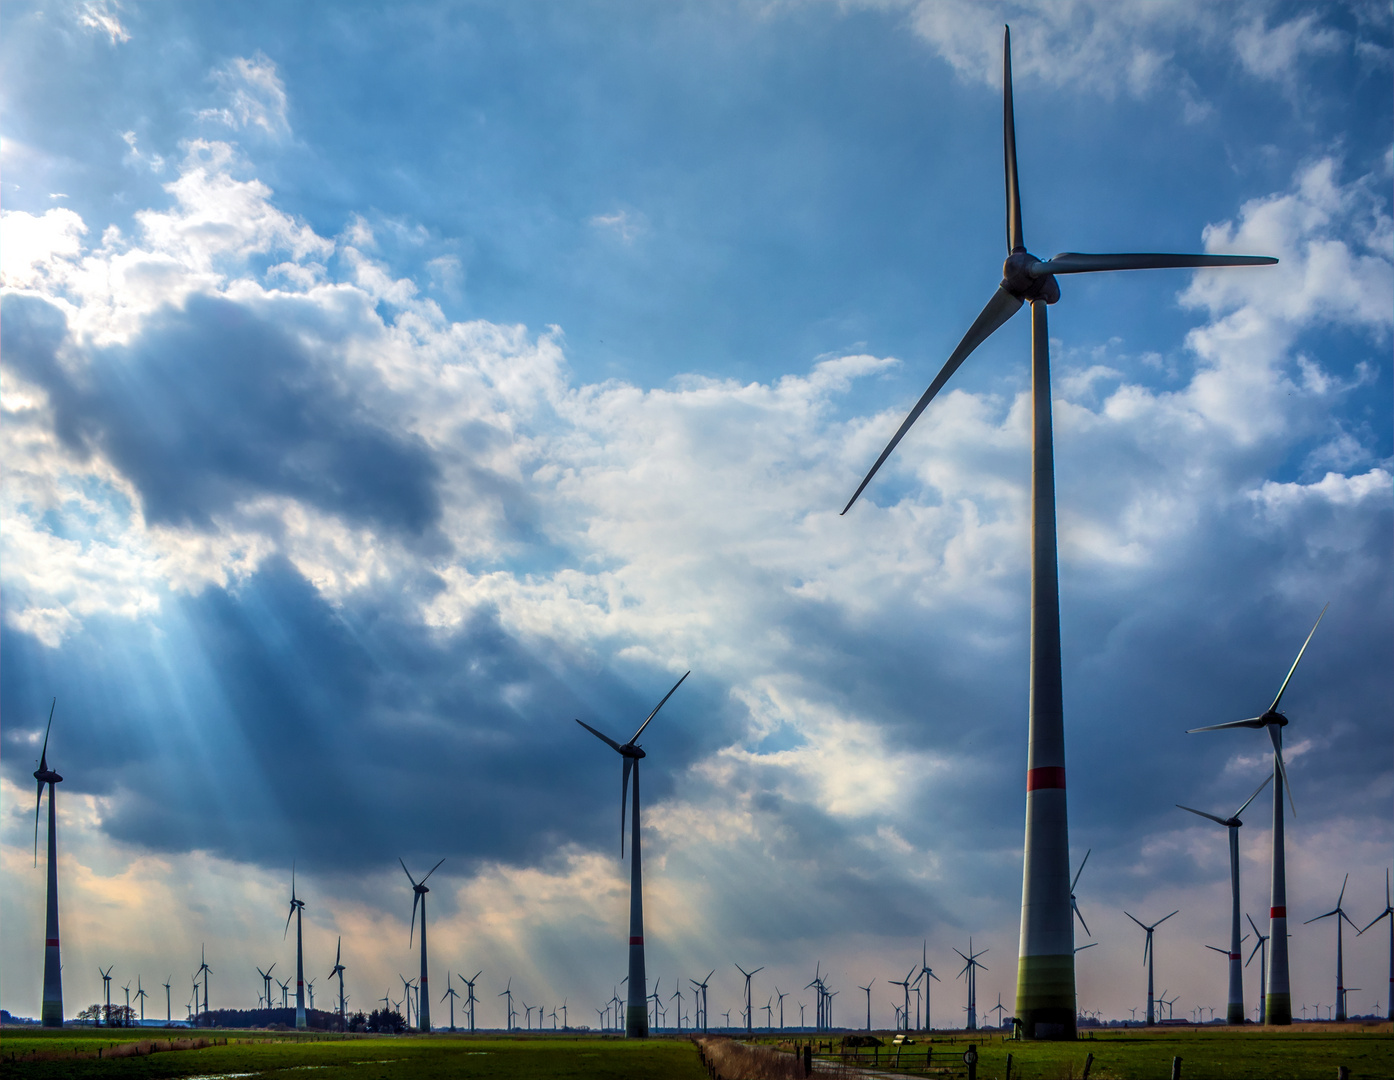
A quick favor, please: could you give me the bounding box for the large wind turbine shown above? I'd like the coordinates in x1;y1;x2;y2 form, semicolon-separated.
32;700;64;1027
1305;874;1361;1021
1187;605;1326;1024
1176;775;1272;1023
329;939;347;1030
954;941;988;1032
1357;870;1394;1022
1125;910;1177;1025
576;670;690;1038
840;26;1277;1041
400;856;444;1032
284;865;308;1029
736;963;763;1034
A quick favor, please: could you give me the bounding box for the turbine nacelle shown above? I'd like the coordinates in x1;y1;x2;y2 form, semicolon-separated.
1002;250;1060;304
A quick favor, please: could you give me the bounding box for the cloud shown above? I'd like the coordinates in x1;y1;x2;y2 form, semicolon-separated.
1233;12;1344;86
589;210;645;244
200;53;291;140
75;0;130;45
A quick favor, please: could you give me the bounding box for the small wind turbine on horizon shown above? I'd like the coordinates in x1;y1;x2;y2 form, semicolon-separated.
99;966;113;1027
162;976;171;1025
258;964;277;1016
1357;869;1394;1022
32;700;65;1027
1176;774;1272;1023
135;976;148;1023
1245;913;1270;1024
1187;604;1326;1025
195;946;212;1026
576;670;689;1039
916;941;940;1032
858;979;874;1031
400;856;445;1032
499;978;516;1031
459;971;482;1032
839;24;1276;1041
737;963;763;1034
954;942;987;1032
1125;909;1177;1025
1305;873;1361;1021
283;865;308;1029
329;938;347;1030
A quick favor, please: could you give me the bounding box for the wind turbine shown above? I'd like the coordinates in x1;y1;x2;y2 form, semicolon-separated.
991;992;1007;1030
576;671;689;1038
671;984;684;1033
399;974;416;1028
840;25;1276;1041
1187;605;1326;1025
1125;910;1177;1025
954;942;988;1032
134;977;148;1024
123;981;132;1023
306;978;316;1011
1305;873;1361;1021
400;856;444;1032
1357;869;1394;1021
196;946;212;1025
916;941;941;1031
1245;913;1270;1024
329;939;347;1030
279;977;292;1009
690;970;713;1032
32;700;65;1027
499;978;516;1030
1176;774;1272;1023
776;987;788;1030
258;964;277;1016
1071;851;1092;943
460;971;482;1032
888;969;912;1032
522;999;534;1031
858;979;874;1031
163;976;172;1024
561;998;568;1030
283;865;308;1029
99;966;113;1026
736;963;763;1034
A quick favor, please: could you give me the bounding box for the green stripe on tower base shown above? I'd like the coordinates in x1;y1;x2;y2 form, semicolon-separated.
1226;1003;1245;1025
1015;953;1076;1040
41;1001;64;1028
1265;993;1292;1025
625;1005;649;1039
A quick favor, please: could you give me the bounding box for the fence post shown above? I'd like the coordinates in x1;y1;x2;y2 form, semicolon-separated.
1083;1052;1094;1080
1171;1056;1183;1080
1005;1051;1013;1080
803;1044;812;1078
1337;1068;1350;1080
964;1043;979;1080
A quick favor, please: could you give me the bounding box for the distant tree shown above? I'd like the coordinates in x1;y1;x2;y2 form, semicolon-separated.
367;1008;405;1034
347;1011;368;1033
76;1004;104;1023
107;1005;137;1027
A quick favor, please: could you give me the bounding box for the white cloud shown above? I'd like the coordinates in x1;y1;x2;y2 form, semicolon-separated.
589;209;645;244
200;53;291;139
1232;12;1344;85
75;0;130;45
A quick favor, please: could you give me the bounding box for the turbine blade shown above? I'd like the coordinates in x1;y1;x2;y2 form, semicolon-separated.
1205;945;1229;956
1186;718;1268;733
841;286;1023;514
1002;25;1023;252
621;756;633;858
1157;910;1180;926
576;718;624;753
1269;727;1296;817
1269;604;1327;714
1176;804;1230;827
399;857;419;888
39;699;55;768
410;890;420;947
1071;849;1091;891
630;670;690;743
284;904;295;940
1358;910;1392;935
1246;912;1263;939
33;779;43;866
1303;909;1338;925
1232;773;1273;819
1032;252;1277;276
1337;872;1348;909
1124;911;1147;931
1073;900;1092;938
421;857;446;885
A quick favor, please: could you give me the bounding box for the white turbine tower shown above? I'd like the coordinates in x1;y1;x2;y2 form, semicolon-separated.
576;671;689;1038
1125;910;1177;1025
32;700;64;1027
400;857;445;1031
1357;870;1394;1022
283;865;308;1029
1305;874;1361;1021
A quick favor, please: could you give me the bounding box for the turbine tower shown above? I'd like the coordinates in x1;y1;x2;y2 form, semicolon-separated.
32;700;64;1027
99;966;113;1026
461;971;482;1032
1305;874;1360;1021
1187;605;1326;1024
196;946;212;1026
284;865;308;1029
954;941;988;1031
258;964;277;1016
135;977;148;1023
859;979;874;1031
163;977;172;1024
1125;910;1177;1025
1245;913;1270;1024
840;27;1276;1040
329;939;347;1030
736;963;763;1034
916;941;940;1031
1176;775;1272;1023
576;670;690;1038
1357;870;1394;1022
400;856;444;1032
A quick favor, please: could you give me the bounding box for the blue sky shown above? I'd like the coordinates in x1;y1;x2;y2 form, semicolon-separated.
2;0;1390;1028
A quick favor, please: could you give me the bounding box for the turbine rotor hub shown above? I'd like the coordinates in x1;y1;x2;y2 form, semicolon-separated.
622;744;646;759
33;767;62;784
1002;250;1059;304
1263;710;1289;728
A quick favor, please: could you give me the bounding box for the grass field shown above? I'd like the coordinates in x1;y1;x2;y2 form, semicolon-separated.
1;1025;1390;1079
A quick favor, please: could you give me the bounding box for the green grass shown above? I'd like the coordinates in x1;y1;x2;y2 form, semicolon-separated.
2;1026;1391;1079
0;1030;710;1079
773;1025;1394;1079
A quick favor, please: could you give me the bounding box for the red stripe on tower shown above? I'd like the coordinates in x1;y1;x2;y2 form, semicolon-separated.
1026;766;1066;791
46;939;59;947
1270;906;1286;919
629;937;643;945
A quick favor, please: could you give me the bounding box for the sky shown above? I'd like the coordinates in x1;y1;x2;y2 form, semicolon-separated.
1;0;1391;1030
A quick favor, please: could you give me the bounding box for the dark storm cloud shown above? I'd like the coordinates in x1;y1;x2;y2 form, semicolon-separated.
1;292;441;537
0;556;744;879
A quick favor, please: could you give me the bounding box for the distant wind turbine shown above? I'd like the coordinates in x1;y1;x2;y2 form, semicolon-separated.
1357;869;1394;1022
858;979;874;1031
135;977;148;1023
1125;910;1177;1025
916;942;940;1032
195;946;212;1025
499;978;516;1030
258;964;277;1016
32;700;65;1027
162;976;171;1024
1187;605;1326;1025
1305;873;1361;1021
329;939;347;1030
840;25;1276;1041
954;941;988;1032
1176;774;1272;1023
736;963;763;1034
460;971;482;1032
283;865;308;1029
576;670;689;1038
99;966;113;1027
400;856;445;1032
1245;913;1270;1024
